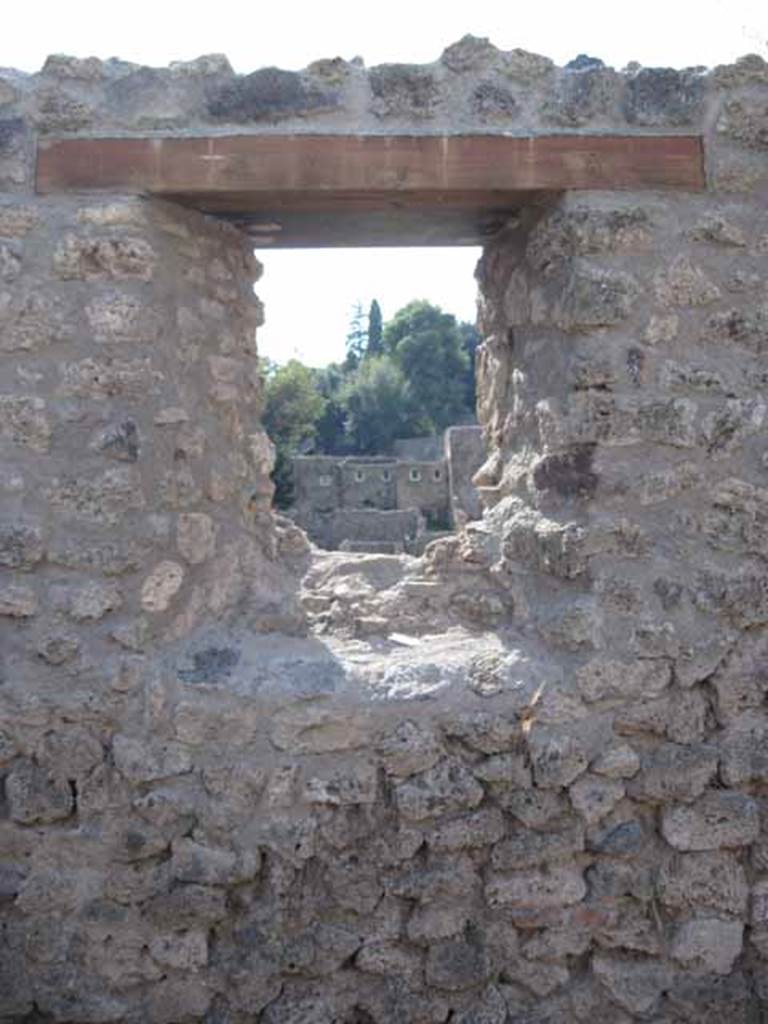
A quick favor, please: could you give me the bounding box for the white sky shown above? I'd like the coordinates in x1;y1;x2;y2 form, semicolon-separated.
5;0;765;366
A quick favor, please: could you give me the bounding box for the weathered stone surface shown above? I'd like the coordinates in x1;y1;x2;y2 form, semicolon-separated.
671;917;743;975
0;117;30;188
53;234;156;280
662;792;760;850
491;820;584;869
47;466;145;523
486;865;586;908
592;952;671;1015
589;817;646;857
527;728;589;788
2;42;768;1023
569;773;624;823
396;759;484;820
65;580;123;621
666;972;752;1024
377;719;444;776
556;266;640;330
658;851;748;916
503;788;570;829
623;67;705;125
208;67;339;122
718;97;768;150
90;419;140;461
5;759;74;824
36;631;81;664
471;81;519;120
591;744;640;779
425;938;490;991
655;256;721;307
628;743;718;803
140;560;185;612
370;64;438;118
112;735;192;782
575;658;671;702
546;67;620;126
0;582;37;617
170;837;255;885
177;512;216;564
429;807;505;850
719;712;768;785
0;394;50;451
0;520;44;569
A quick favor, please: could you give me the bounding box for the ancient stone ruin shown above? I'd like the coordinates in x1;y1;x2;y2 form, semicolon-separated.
1;37;768;1023
290;426;485;554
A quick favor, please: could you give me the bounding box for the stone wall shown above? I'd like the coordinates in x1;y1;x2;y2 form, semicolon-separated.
395;461;450;525
1;39;768;1024
445;425;486;522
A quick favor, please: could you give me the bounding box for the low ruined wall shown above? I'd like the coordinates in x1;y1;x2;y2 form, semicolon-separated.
1;39;768;1024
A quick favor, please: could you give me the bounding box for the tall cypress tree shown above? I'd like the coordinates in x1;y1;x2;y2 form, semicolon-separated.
343;301;367;371
367;299;383;357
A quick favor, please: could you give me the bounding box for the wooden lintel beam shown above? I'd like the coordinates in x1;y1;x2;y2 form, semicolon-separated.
37;134;706;199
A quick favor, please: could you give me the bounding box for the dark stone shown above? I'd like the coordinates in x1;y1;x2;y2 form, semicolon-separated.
624;68;705;126
472;81;519;119
565;55;606;70
718;98;768;150
653;577;684;611
0;117;25;152
694;570;768;628
207;68;339;123
626;347;644;386
586;859;654;902
590;820;645;856
665;972;752;1024
548;67;619;125
0;863;26;902
706;308;768;353
144;884;228;927
532;445;598;499
96;420;140;462
369;64;438;117
425;936;489;991
0;521;45;570
178;645;240;684
37;634;81;665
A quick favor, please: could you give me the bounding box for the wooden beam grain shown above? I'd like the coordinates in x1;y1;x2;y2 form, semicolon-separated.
37;134;705;196
36;133;704;246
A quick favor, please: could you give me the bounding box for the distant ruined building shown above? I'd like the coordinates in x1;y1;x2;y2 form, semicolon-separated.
289;425;486;553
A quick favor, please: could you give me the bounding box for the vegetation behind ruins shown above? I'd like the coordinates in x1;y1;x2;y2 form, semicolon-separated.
262;299;479;505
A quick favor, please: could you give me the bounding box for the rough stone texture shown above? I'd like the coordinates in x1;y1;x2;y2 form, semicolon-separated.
1;39;768;1024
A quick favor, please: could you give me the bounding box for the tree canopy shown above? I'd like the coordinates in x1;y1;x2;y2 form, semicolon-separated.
262;298;479;506
384;300;470;433
262;359;327;506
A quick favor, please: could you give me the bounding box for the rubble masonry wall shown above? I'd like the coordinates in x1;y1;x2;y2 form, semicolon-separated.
1;38;768;1024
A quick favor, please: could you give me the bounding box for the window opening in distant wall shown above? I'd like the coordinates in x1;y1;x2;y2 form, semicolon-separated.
409;468;422;483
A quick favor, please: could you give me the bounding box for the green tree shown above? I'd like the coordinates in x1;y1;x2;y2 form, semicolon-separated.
313;363;350;455
262;359;327;507
367;299;383;357
341;356;422;454
383;300;471;432
343;301;368;372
